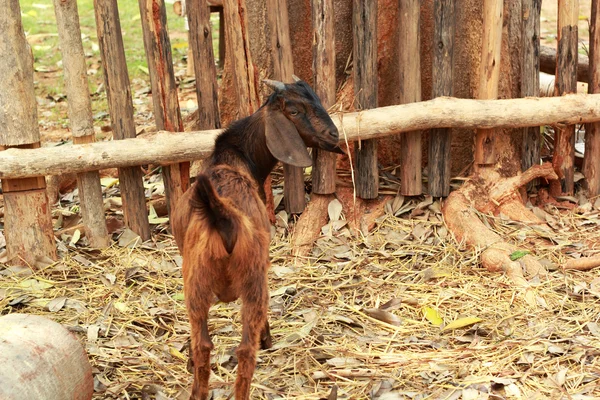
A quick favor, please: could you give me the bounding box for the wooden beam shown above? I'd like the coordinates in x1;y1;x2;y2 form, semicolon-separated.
187;0;221;129
428;0;455;197
311;0;337;194
267;0;306;213
475;0;503;166
399;0;422;196
521;0;541;183
353;0;379;200
585;0;600;196
94;0;151;241
138;0;190;219
53;0;109;248
552;0;579;195
0;0;56;266
5;94;600;179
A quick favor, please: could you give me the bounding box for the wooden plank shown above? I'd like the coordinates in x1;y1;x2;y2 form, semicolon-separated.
6;94;600;179
0;0;56;265
399;0;422;196
311;0;337;194
54;0;109;248
521;0;541;182
552;0;579;195
267;0;305;213
223;0;260;117
94;0;151;240
474;0;503;166
353;0;378;200
187;0;221;129
585;0;600;196
428;0;455;197
138;0;189;218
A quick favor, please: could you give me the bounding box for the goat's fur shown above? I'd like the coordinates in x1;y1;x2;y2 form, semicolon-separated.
172;79;341;400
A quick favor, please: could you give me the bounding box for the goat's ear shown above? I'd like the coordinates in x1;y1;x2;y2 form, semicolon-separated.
265;111;312;167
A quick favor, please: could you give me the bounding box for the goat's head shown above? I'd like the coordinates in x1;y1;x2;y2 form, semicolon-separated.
262;77;344;168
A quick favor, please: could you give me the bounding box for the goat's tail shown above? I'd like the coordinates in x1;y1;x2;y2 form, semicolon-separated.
190;174;239;254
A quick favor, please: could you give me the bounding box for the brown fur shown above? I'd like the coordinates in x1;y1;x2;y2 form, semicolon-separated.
171;80;341;399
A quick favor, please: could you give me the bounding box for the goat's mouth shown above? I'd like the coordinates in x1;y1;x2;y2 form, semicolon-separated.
317;139;346;155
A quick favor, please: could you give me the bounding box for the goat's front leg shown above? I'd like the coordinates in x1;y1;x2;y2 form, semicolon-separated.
235;273;270;400
260;319;272;350
185;273;214;400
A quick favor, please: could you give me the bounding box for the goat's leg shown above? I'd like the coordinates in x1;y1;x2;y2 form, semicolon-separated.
259;319;272;349
235;274;270;399
185;278;214;400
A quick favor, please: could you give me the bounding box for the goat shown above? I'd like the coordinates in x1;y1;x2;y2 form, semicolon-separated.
171;77;343;400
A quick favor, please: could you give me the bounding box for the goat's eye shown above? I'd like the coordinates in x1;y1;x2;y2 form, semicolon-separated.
289;110;299;116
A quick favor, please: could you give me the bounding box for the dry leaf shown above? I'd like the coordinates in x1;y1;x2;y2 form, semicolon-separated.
328;199;343;221
363;308;402;326
422;307;443;326
442;317;482;331
47;296;67;312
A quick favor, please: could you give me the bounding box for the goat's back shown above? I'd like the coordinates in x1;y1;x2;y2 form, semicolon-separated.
172;165;271;302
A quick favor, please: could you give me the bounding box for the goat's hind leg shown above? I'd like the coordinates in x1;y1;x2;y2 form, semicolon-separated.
235;274;270;399
185;278;214;400
260;319;272;349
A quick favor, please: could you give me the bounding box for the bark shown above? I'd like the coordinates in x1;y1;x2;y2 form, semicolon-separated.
6;94;600;179
540;45;589;83
585;1;600;196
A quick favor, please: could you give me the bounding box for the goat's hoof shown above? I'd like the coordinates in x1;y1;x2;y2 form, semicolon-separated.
260;334;273;350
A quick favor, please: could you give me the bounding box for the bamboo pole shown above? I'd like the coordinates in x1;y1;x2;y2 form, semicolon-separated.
6;94;600;179
311;0;337;194
475;0;503;166
552;0;579;195
187;0;221;129
428;0;455;197
0;0;56;265
94;0;151;241
53;0;109;248
138;0;190;218
521;0;542;182
585;0;600;196
267;0;306;213
353;0;379;200
399;0;422;196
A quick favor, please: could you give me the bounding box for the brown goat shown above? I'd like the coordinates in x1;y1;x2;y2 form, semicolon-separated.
171;77;343;400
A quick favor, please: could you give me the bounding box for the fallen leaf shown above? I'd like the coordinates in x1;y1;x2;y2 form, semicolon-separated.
509;250;530;261
422;307;443;326
442;317;482;331
363;308;402;326
47;296;67;312
328;199;343;221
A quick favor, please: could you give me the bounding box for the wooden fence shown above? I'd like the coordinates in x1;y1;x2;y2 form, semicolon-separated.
0;0;597;266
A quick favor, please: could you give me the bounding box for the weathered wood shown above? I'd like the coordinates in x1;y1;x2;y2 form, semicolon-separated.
0;314;93;400
521;0;541;181
311;0;337;194
0;1;56;265
353;0;378;200
54;0;109;248
398;0;422;196
4;190;56;266
267;0;305;213
429;0;454;197
187;0;221;129
223;0;260;117
7;94;600;179
139;0;189;218
552;0;579;195
94;0;151;241
540;44;589;83
475;0;503;166
585;0;600;196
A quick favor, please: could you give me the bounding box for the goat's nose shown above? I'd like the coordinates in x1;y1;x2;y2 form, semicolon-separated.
326;129;339;139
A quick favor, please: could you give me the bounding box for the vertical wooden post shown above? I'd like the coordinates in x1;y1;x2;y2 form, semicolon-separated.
399;0;422;196
187;0;221;129
552;0;578;195
94;0;151;241
429;0;455;197
0;0;56;265
218;7;226;69
585;0;600;196
53;0;109;248
475;0;503;166
267;0;306;213
138;0;190;218
223;0;260;117
521;0;541;181
353;0;379;200
311;0;337;194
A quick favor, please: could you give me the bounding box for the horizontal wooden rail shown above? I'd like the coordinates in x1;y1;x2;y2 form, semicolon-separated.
1;94;600;179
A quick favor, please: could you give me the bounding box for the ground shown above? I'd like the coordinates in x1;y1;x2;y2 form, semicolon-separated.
1;1;600;400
